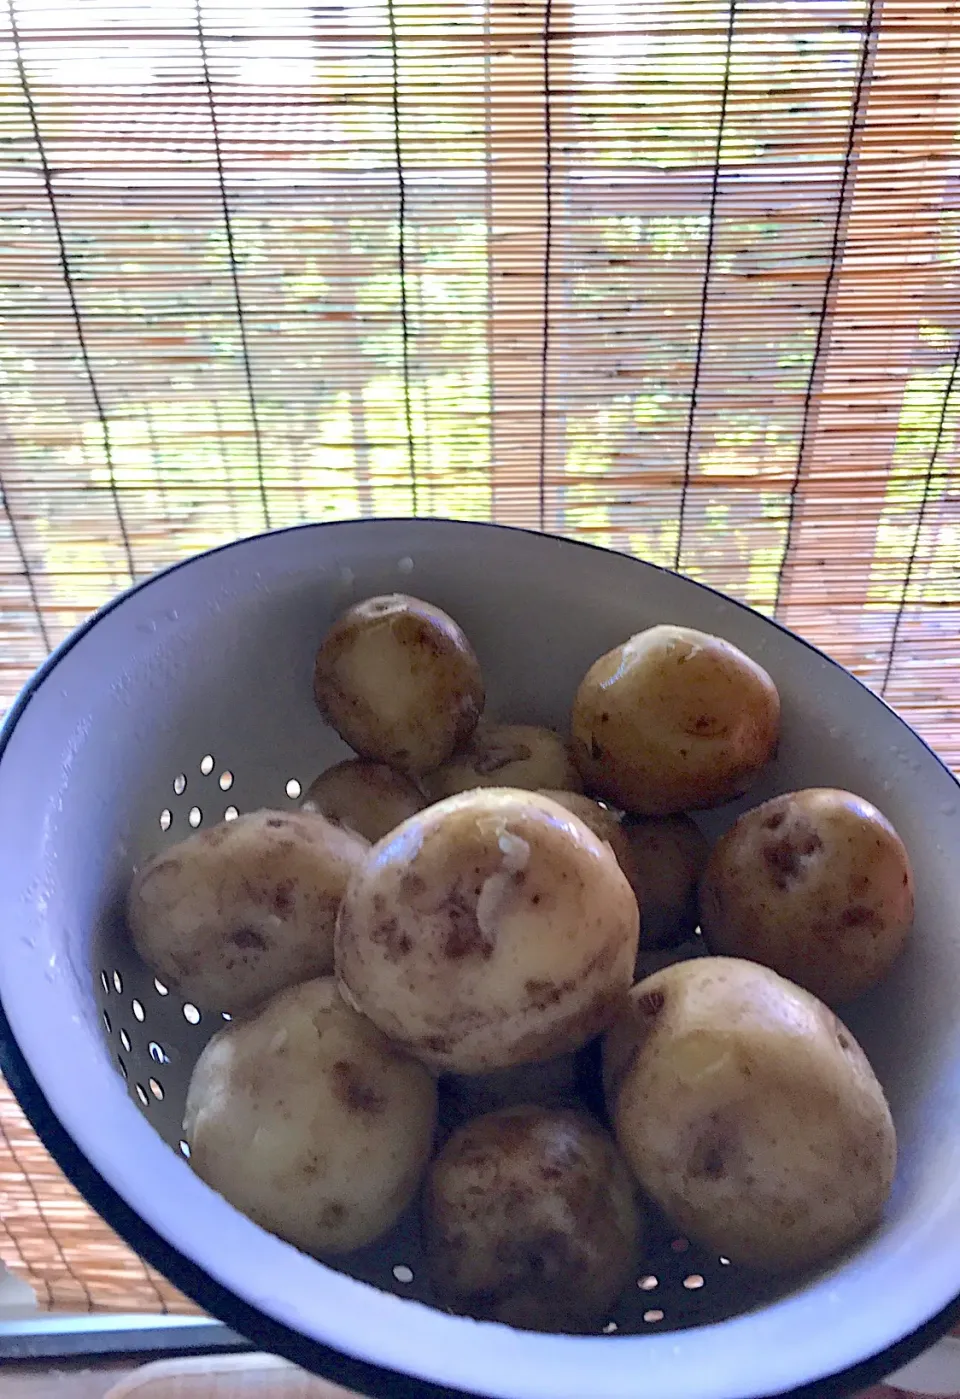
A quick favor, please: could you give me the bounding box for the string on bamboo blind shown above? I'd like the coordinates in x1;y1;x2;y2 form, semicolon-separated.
0;0;958;1312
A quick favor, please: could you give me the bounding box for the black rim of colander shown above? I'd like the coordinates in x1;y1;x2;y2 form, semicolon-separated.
0;516;958;1399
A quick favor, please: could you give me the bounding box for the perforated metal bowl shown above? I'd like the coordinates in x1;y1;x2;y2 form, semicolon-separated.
1;519;960;1399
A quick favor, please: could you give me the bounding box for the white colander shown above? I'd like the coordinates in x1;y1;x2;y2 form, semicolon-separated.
1;517;960;1399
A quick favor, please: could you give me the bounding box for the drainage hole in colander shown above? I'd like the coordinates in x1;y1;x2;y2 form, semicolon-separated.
159;809;172;832
117;1057;128;1079
132;998;145;1022
102;1010;111;1035
148;1042;169;1064
221;1011;232;1021
602;1322;618;1334
174;774;187;795
135;1083;149;1106
200;755;215;776
392;1265;414;1284
100;970;110;995
188;807;202;828
154;977;169;996
183;1003;201;1025
638;1275;658;1291
179;1140;191;1159
224;806;239;821
643;1309;664;1324
286;778;302;800
113;970;123;994
219;770;233;792
119;1029;132;1053
149;1078;164;1101
683;1274;704;1290
719;1256;730;1265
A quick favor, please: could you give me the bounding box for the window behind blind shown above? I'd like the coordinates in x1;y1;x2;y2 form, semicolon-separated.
0;0;957;1312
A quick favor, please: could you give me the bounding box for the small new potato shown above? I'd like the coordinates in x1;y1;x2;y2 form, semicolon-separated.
313;594;484;776
302;759;425;843
425;1105;641;1331
541;793;707;949
571;624;780;814
336;788;639;1073
604;957;896;1273
425;724;581;801
184;978;437;1255
622;814;708;948
128;810;366;1015
699;788;914;1004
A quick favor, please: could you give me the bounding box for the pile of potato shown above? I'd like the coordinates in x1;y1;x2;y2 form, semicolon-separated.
126;593;913;1333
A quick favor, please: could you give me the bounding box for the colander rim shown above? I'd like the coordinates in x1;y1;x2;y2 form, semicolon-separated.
0;515;958;1399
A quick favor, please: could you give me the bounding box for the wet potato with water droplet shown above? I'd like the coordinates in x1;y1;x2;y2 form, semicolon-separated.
184;977;437;1256
336;788;639;1074
128;808;367;1016
699;787;914;1004
604;957;896;1274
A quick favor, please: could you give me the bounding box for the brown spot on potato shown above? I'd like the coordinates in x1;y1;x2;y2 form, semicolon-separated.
321;1201;345;1226
442;894;494;961
231;925;268;951
637;988;665;1017
265;817;288;829
840;905;878;929
763;826;823;888
764;811;785;831
273;880;295;916
330;1059;386;1115
590;736;603;761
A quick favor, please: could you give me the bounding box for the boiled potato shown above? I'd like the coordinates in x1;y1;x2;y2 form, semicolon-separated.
336;788;639;1074
604;957;896;1273
424;1105;641;1331
699;788;914;1004
128;810;366;1015
313;594;484;776
622;814;708;948
425;724;581;801
541;793;706;949
302;759;425;843
184;977;437;1255
571;624;780;814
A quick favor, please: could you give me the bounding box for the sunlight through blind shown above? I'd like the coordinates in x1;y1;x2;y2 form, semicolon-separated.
0;0;958;1311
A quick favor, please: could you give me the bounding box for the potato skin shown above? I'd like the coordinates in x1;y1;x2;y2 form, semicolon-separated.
622;815;709;948
571;624;780;814
604;957;896;1273
302;759;424;844
424;1106;641;1331
699;788;914;1004
540;794;707;950
336;788;639;1074
184;978;437;1255
425;725;582;802
128;810;366;1015
313;594;484;776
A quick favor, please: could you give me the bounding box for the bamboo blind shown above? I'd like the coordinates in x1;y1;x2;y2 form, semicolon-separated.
0;0;958;1315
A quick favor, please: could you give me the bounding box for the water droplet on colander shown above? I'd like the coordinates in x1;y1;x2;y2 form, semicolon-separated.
397;556;414;574
941;803;956;815
339;567;355;586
